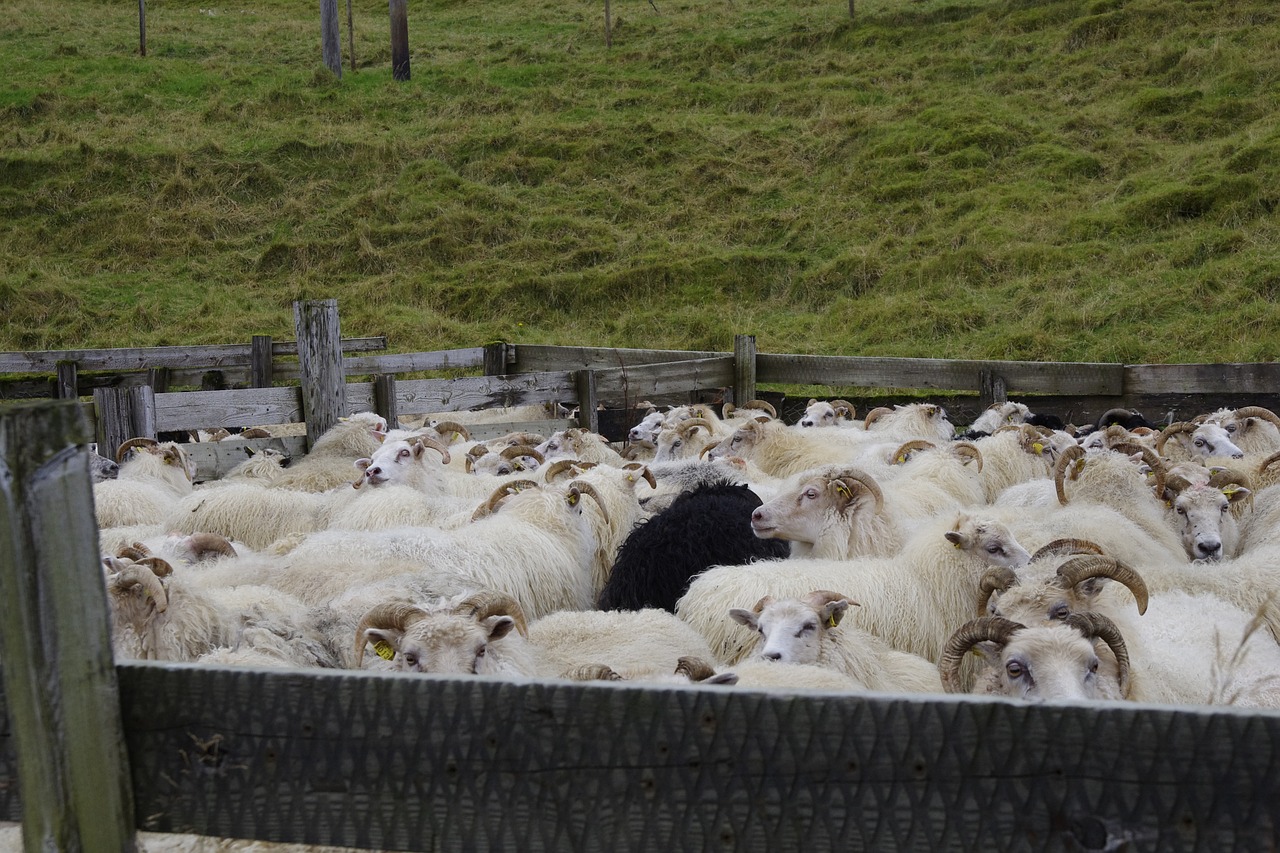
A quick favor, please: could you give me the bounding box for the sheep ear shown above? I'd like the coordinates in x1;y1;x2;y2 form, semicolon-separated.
1223;485;1251;504
728;609;759;630
944;530;970;549
484;615;518;641
355;458;372;473
818;600;850;628
704;672;740;686
361;628;400;661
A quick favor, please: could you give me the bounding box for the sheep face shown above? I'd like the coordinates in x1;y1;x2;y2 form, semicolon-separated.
729;593;853;665
705;421;763;462
88;443;119;482
976;623;1104;702
628;410;666;443
1183;423;1246;460
968;402;1031;436
749;470;878;547
363;612;520;675
1168;482;1249;560
798;401;839;429
353;436;450;488
943;517;1031;570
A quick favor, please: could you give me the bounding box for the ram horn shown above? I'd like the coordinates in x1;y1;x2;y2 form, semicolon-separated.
1258;450;1280;479
116;541;151;561
622;462;658;489
1109;440;1166;498
1053;444;1087;505
977;567;1019;616
238;427;272;439
414;436;452;466
675;656;721;682
431;421;473;444
862;407;893;429
353;602;429;667
720;402;737;418
1232;406;1280;429
1095;408;1139;429
699;439;722;459
741;399;778;419
890;439;936;465
621;439;656;460
454;590;529;638
939;616;1025;694
829;468;885;514
135;556;174;578
183;532;237;561
1055;555;1149;616
1016;424;1054;457
677;418;717;438
500;444;545;466
1155;421;1197;456
110;563;170;613
1065;611;1132;699
1207;466;1253;492
115;436;159;463
952;441;984;472
542;460;581;483
1029;538;1106;563
563;663;623;681
566;480;610;527
829;400;856;421
470;480;540;521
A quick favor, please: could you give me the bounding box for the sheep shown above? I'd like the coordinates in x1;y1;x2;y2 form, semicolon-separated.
961;401;1032;438
675;511;1033;664
597;479;791;612
728;591;943;693
651;418;721;463
1199;406;1280;456
1156;420;1247;462
216;446;292;485
965;425;1062;503
796;399;856;429
265;412;389;492
981;553;1280;708
163;482;338;551
536;428;626;466
861;402;956;444
705;418;873;480
351;590;720;682
938;614;1130;701
94;438;197;528
88;442;119;482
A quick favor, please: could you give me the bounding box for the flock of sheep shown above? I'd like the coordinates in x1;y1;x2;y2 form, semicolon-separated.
90;396;1280;711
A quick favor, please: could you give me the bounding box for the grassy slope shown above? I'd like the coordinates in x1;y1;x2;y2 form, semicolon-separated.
1;0;1278;363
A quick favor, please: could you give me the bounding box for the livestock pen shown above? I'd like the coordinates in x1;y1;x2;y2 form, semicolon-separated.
5;303;1280;849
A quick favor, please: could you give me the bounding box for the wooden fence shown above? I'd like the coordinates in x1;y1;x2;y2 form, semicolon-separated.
2;401;1280;851
5;300;1280;481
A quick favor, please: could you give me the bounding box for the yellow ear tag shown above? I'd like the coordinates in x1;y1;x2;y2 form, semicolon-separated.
835;483;852;499
568;493;579;506
827;615;838;628
895;454;907;464
373;641;395;661
952;540;962;549
1031;442;1044;454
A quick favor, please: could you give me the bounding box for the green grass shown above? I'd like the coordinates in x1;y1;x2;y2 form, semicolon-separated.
2;0;1279;361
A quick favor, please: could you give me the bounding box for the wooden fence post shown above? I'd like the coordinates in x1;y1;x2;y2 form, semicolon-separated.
733;334;757;406
374;374;399;427
251;335;274;388
574;370;600;433
320;0;343;77
294;299;347;450
0;402;138;851
389;0;410;81
347;0;356;71
138;0;146;56
55;360;79;400
979;369;1007;410
483;342;508;377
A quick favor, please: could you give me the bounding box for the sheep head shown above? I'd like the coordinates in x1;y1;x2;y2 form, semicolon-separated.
728;590;860;665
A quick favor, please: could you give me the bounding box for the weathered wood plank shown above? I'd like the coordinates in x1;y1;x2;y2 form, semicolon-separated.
0;403;136;851
510;345;727;373
0;339;386;375
180;436;309;482
756;354;1124;395
342;348;486;376
1124;363;1280;395
734;335;757;405
113;662;1280;852
346;373;578;416
152;387;303;431
294;300;346;450
589;357;735;401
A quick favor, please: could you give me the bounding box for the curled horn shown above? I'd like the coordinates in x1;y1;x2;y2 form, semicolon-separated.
431;421;473;444
116;541;151;561
1258;450;1280;478
830;468;885;514
742;399;778;419
115;437;159;463
622;462;658;489
1109;440;1166;498
566;480;610;526
1156;422;1197;456
830;400;856;421
675;656;721;682
1055;555;1149;616
1054;444;1087;504
110;563;170;613
952;441;984;472
1065;612;1132;699
1096;407;1138;428
1029;538;1105;562
238;427;272;439
564;663;624;681
454;590;529;638
543;459;584;483
1017;424;1055;457
1208;466;1253;492
621;439;656;460
699;440;722;459
891;439;936;465
415;436;452;466
677;418;716;438
471;479;540;521
183;532;237;561
1232;406;1280;430
978;567;1019;616
862;407;893;430
500;444;545;467
939;616;1025;694
464;444;488;474
135;556;174;578
353;602;429;667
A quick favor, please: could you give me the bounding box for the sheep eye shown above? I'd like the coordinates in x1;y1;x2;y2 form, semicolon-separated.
1088;658;1099;674
796;622;816;637
673;439;682;448
1176;506;1187;516
1049;603;1069;620
476;647;486;658
1226;424;1237;433
985;544;1003;555
403;654;418;667
1005;661;1024;678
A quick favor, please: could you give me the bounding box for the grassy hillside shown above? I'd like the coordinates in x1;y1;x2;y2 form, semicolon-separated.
2;0;1278;363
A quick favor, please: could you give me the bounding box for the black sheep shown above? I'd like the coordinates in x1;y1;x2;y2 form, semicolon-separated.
598;481;790;613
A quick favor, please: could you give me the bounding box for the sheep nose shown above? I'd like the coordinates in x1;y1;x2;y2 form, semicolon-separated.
1198;540;1222;558
367;466;382;478
751;508;764;522
763;652;781;661
1233;453;1245;459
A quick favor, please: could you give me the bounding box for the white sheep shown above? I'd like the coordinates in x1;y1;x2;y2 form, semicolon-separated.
94;439;197;529
728;591;943;693
796;399;856;429
265;412;388;492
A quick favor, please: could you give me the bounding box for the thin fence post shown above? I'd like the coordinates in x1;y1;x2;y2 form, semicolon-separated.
294;299;346;450
389;0;410;81
374;374;399;427
251;335;275;388
574;369;600;433
848;0;855;20
321;0;343;77
55;360;79;400
347;0;356;71
483;342;508;377
0;402;138;851
733;334;757;406
146;366;170;394
979;369;1008;410
138;0;146;56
